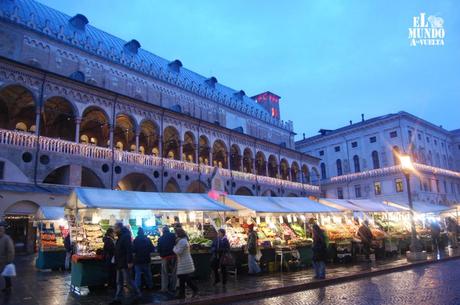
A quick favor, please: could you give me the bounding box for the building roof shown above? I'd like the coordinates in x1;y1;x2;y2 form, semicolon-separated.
0;181;72;195
0;0;292;131
296;111;456;146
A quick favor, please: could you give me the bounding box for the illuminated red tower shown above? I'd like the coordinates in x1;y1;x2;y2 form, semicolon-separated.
252;91;281;120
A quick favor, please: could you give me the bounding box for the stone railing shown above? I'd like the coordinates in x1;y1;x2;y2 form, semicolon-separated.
0;128;320;193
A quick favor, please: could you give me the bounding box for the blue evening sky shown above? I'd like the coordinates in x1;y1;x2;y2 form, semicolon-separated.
38;0;460;140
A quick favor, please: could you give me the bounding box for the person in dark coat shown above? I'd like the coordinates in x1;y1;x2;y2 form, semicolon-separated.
312;224;327;279
430;220;442;252
157;226;177;293
109;223;140;305
64;233;72;271
357;220;374;260
103;227;116;287
133;227;155;290
0;222;14;294
211;228;230;285
247;224;261;275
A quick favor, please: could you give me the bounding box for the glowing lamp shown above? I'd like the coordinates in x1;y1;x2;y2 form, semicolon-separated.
399;154;415;174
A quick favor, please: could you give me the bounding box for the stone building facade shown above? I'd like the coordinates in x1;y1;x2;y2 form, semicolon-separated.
296;112;460;205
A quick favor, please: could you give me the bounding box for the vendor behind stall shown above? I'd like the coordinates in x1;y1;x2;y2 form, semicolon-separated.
357;220;373;261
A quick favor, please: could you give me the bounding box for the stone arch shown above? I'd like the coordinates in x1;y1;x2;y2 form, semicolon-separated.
183;131;196;162
235;186;253;196
243;148;254;174
212;139;228;168
117;173;157;192
80;106;110;147
163;126;180;160
291;161;300;182
230;144;242;171
81;167;105;188
186;180;207;193
114;113;137;152
199;135;210;165
41;96;76;141
0;84;37;131
301;164;310;184
139;119;160;156
255;151;267;176
267;154;278;178
165;178;181;193
280;158;290;180
311;167;320;185
42;165;105;188
0;157;29;183
5;200;39;215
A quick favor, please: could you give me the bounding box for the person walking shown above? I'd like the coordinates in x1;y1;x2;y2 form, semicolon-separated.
157;226;177;294
211;228;230;285
430;220;442;252
312;224;327;279
446;217;458;249
247;224;261;275
133;228;154;290
0;222;14;294
109;222;141;305
357;220;373;261
64;232;72;271
173;228;198;299
103;227;116;288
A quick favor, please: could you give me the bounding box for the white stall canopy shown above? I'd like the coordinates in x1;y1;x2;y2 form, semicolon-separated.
67;188;235;212
35;206;65;220
321;199;403;213
226;195;340;213
386;201;454;214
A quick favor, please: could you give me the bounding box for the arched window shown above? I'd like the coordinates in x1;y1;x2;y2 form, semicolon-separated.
372;151;380;169
353;155;360;173
336;159;343;176
320;163;327;180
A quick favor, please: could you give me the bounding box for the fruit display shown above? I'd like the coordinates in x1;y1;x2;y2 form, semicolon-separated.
225;223;247;248
289;223;307;239
37;222;65;251
371;228;387;240
323;223;356;242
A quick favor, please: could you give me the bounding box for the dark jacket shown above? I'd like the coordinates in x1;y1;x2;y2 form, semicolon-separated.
211;236;230;257
64;234;72;253
312;229;328;262
247;231;258;255
133;234;155;264
157;231;176;258
114;227;133;269
357;225;373;245
103;235;115;262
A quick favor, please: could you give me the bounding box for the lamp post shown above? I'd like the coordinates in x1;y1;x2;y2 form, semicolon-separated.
399;154;425;260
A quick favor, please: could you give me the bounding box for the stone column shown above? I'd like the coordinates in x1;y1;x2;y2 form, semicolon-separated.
159;135;163;158
109;125;114;149
34;108;41;136
209;149;213;167
69;164;82;186
240;156;244;172
74;117;81;143
265;162;268;176
195;144;199;164
135;132;140;153
179;140;183;161
288;167;292;181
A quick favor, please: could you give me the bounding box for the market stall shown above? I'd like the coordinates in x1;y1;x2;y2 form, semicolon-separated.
34;206;68;270
66;187;234;291
223;195;341;271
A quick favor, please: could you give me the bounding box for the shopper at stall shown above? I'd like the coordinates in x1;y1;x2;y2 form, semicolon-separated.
133;227;155;290
446;217;458;249
103;227;116;287
0;222;14;294
430;220;442;252
211;228;230;285
64;233;72;271
157;226;177;294
312;224;327;279
109;222;141;305
247;224;261;275
357;220;373;261
173;228;198;299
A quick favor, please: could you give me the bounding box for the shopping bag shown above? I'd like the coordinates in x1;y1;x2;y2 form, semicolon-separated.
1;263;16;277
220;252;235;266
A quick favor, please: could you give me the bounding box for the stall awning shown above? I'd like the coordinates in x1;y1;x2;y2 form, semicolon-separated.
321;199;403;212
226;195;340;213
36;206;65;220
66;188;235;212
387;201;454;213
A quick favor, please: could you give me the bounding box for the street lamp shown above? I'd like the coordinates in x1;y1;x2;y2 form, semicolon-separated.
399;154;425;260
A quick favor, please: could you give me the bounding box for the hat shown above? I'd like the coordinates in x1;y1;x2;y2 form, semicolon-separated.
308;217;317;225
248;223;254;230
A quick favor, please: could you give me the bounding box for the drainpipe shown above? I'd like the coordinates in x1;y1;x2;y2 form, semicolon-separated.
33;74;47;186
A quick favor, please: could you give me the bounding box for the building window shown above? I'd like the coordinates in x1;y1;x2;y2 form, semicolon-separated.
369;136;377;143
336;159;343;176
353;155;360;173
351;141;358;148
319;150;324;156
443;180;447;193
0;161;4;180
320;163;327;180
418;134;422;140
426;137;430;143
452;182;456;194
374;182;382;195
423;180;429;192
337;187;344;199
395;178;404;192
435;180;440;193
354;185;362;198
434;139;437;145
408;130;412;139
334;146;340;152
372;151;380;169
390;131;398;138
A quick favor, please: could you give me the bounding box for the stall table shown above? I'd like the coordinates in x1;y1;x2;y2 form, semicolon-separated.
36;249;66;270
70;255;107;294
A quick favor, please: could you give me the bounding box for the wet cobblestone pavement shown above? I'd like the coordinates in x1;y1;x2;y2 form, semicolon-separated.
227;259;460;305
0;252;459;305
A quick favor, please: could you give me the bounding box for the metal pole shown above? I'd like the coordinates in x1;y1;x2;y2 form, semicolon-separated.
405;172;418;252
